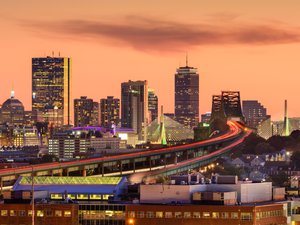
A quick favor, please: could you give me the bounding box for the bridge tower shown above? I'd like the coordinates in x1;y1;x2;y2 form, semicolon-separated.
221;91;244;122
283;99;290;136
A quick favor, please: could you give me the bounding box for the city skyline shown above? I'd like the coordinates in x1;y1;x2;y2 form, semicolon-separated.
1;1;300;120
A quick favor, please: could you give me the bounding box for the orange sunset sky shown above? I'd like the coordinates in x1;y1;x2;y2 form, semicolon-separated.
1;0;300;120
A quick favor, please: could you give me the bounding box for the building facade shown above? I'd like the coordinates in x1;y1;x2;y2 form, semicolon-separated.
121;80;148;141
74;96;99;127
148;89;158;123
100;96;120;128
0;92;25;127
242;100;269;129
32;56;71;126
174;63;199;128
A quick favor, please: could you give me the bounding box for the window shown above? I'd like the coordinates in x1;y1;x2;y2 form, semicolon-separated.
28;210;33;217
165;212;172;218
128;211;135;218
137;211;144;218
203;212;210;218
1;210;8;216
46;210;53;217
193;212;201;218
221;212;229;219
64;211;71;217
10;210;17;216
212;212;219;218
77;194;88;200
55;210;62;217
174;212;182;218
146;211;154;218
184;212;191;218
241;212;252;221
19;210;26;217
37;210;44;217
231;212;239;219
156;212;163;218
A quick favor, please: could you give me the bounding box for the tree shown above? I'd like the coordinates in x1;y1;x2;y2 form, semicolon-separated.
291;151;300;169
254;142;276;154
270;172;289;187
41;154;58;163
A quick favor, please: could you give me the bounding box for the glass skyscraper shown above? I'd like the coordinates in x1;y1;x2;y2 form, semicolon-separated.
174;62;199;128
32;57;71;126
121;80;148;141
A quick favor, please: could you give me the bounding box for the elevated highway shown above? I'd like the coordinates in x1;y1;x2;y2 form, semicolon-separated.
0;121;250;187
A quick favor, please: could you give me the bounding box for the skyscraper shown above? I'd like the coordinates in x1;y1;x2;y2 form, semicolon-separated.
242;100;269;129
148;89;158;123
32;56;71;126
121;80;148;141
100;96;120;128
174;59;199;127
74;96;99;127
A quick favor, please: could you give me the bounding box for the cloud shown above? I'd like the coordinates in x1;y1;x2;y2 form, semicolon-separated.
19;16;300;52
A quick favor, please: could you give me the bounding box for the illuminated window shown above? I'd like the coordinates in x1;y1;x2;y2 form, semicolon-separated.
203;212;210;218
64;211;71;217
193;212;200;218
241;212;252;220
174;212;182;218
55;210;62;217
1;210;8;216
165;212;172;218
76;194;88;200
28;210;33;217
51;194;63;199
89;194;101;200
212;212;219;218
231;212;239;219
102;194;112;200
184;212;191;218
10;210;17;216
37;210;44;217
156;212;163;218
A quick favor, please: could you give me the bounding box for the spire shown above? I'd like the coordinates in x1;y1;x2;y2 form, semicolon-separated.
186;52;188;67
11;83;15;99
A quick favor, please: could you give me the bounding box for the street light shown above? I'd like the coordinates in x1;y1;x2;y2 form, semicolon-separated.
128;218;135;225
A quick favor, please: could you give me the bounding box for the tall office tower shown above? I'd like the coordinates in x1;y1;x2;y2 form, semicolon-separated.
100;96;120;128
174;58;199;127
121;80;148;141
148;89;158;123
242;100;269;129
32;56;71;126
74;96;99;127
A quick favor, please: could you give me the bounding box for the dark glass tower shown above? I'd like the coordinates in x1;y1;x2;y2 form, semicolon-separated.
121;80;148;141
32;57;71;126
174;60;199;128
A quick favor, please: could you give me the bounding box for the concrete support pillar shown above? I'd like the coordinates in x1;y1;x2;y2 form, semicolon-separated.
82;169;86;177
133;159;136;173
